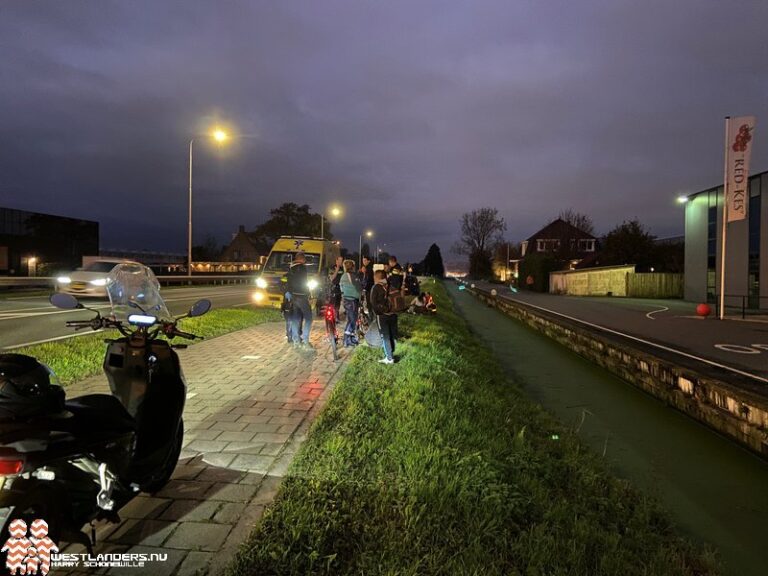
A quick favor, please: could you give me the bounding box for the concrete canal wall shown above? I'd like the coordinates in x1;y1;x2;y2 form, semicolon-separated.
469;287;768;459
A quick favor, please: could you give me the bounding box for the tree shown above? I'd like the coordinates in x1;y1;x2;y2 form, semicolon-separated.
559;208;595;235
601;220;656;270
250;203;331;252
453;208;506;278
192;234;221;261
422;244;445;277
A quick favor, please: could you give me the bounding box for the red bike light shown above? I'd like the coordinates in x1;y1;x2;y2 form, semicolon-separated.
325;308;335;321
0;459;24;475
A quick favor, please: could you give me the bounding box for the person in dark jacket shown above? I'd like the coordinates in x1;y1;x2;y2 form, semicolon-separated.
285;252;313;349
387;256;404;292
329;256;344;319
370;269;397;364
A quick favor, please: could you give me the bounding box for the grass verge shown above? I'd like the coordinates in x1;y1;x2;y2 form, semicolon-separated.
227;282;718;576
13;307;281;386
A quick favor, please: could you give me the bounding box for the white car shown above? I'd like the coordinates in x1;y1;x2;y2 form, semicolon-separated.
56;259;137;298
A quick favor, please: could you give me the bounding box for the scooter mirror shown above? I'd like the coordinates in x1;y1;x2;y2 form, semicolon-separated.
188;299;212;318
50;293;81;310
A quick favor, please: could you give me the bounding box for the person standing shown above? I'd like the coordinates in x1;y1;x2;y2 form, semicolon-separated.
387;255;404;292
340;259;362;347
329;255;344;319
360;255;375;319
370;269;397;364
286;252;313;349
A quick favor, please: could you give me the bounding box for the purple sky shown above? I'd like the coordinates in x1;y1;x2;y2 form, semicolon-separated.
2;1;767;262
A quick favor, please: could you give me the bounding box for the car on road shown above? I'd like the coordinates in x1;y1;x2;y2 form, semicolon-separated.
56;258;137;297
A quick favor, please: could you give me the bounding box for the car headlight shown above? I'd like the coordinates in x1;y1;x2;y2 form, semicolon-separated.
57;276;71;284
307;279;318;291
89;278;108;286
253;292;265;302
256;278;268;289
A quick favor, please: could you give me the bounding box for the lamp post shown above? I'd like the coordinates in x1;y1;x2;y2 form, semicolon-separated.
188;128;229;276
320;205;342;239
359;230;373;268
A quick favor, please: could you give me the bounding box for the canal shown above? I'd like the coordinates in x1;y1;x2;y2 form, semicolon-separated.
447;283;768;576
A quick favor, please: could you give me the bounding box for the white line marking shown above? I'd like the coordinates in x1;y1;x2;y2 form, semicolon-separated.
3;329;104;350
241;355;261;360
494;292;768;384
714;344;761;354
646;306;669;320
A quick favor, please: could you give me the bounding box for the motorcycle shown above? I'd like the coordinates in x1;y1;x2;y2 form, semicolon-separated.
0;263;209;550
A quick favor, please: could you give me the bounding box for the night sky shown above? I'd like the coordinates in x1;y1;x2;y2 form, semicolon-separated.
2;1;767;263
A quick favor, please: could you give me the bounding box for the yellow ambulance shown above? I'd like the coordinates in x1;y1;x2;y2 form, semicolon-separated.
252;236;341;309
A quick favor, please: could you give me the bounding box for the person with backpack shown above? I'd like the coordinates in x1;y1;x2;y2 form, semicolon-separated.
370;269;397;364
339;259;362;347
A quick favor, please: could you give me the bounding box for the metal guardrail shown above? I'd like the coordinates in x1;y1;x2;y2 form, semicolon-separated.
0;276;255;289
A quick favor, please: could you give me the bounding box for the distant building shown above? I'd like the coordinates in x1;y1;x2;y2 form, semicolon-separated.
683;168;768;309
0;206;99;276
221;225;264;263
521;218;597;268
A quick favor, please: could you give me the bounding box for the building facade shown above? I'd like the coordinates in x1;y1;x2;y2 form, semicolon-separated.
0;207;99;276
684;169;768;308
521;218;597;265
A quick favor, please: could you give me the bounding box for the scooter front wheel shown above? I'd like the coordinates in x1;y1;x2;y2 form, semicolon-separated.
141;419;184;494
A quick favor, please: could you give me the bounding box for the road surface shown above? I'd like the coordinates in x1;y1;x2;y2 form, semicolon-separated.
0;285;257;350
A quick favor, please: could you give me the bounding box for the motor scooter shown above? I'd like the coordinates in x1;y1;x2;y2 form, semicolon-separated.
0;263;209;550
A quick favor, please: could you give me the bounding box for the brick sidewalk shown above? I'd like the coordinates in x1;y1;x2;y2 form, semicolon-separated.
59;321;349;575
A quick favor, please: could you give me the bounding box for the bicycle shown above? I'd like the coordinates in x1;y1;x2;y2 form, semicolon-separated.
321;290;339;361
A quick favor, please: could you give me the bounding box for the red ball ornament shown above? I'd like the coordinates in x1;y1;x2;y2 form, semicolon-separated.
696;303;712;317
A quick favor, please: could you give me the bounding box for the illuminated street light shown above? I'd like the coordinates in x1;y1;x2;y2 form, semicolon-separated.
320;204;343;239
359;229;374;267
677;195;689;204
188;126;232;275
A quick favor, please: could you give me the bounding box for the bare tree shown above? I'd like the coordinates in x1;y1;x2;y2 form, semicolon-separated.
559;208;595;235
453;208;506;277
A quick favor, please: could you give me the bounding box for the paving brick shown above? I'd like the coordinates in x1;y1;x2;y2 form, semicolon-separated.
231;453;275;473
159;499;221;522
176;550;214;576
205;482;259;502
164;522;231;552
108;518;177;547
118;496;173;520
156;480;215;500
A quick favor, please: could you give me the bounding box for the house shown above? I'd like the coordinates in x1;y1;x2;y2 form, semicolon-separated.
521;218;597;268
220;225;264;264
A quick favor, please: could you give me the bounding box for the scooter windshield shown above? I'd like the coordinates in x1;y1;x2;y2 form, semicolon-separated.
106;263;171;322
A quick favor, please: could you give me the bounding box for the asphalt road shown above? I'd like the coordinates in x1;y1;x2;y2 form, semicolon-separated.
0;285;257;350
473;281;768;383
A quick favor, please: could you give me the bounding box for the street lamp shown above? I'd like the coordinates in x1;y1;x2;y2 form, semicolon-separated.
320;204;342;239
188;127;230;275
677;195;689;204
359;230;373;268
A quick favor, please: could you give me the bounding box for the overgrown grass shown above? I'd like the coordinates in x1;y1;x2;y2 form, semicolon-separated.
227;283;718;576
15;307;280;386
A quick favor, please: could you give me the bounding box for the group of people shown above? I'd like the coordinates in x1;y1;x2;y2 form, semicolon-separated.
282;252;431;364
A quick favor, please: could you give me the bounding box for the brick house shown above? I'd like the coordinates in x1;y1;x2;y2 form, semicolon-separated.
521;218;597;266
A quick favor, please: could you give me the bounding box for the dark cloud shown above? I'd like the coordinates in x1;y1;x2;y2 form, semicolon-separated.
1;0;767;261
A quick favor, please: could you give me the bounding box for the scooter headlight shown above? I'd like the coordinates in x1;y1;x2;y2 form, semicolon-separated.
307;279;319;291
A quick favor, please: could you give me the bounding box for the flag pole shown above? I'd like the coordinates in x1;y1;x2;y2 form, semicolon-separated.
719;116;730;320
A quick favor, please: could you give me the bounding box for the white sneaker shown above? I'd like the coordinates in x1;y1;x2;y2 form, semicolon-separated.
378;358;395;364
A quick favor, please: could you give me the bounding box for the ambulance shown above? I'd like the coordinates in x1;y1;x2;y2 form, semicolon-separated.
252;236;341;309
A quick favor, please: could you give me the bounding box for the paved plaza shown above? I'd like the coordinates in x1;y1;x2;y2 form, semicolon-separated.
59;320;349;575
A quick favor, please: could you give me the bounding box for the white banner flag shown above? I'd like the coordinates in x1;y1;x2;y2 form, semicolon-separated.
725;116;756;222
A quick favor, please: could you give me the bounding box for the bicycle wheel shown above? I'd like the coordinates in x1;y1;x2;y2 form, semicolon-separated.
326;318;339;361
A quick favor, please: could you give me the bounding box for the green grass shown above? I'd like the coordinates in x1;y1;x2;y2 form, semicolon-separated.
14;307;281;386
227;283;718;576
